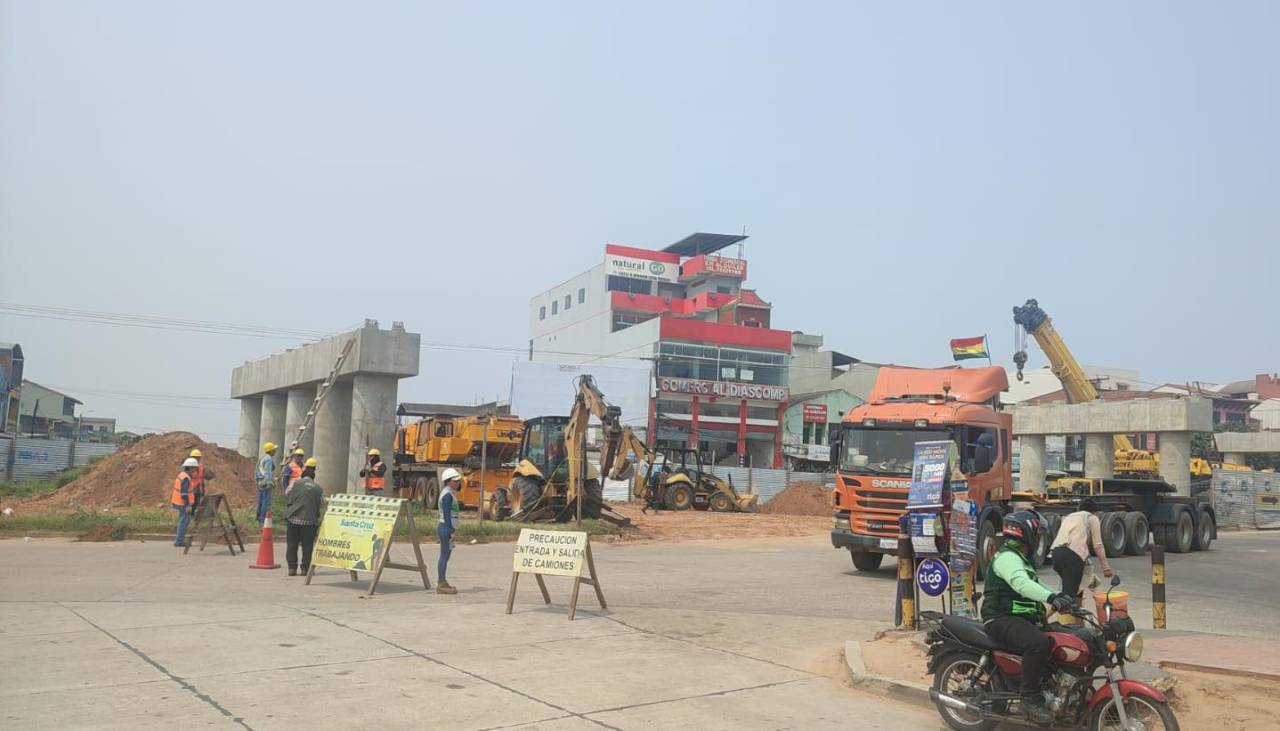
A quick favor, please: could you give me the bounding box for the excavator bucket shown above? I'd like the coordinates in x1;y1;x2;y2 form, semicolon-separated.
735;494;759;512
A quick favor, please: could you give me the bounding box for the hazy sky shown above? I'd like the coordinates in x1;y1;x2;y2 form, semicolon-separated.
2;2;1275;445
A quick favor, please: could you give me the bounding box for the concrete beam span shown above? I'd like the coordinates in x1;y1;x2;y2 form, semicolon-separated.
1214;431;1280;455
1013;397;1213;436
230;324;419;399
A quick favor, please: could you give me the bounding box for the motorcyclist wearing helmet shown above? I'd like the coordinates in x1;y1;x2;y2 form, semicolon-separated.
982;510;1075;725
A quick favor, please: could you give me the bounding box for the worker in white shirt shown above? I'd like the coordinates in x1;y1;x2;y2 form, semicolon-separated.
1049;498;1114;603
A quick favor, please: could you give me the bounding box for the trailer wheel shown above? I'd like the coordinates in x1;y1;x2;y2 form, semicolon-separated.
1100;512;1128;558
1192;510;1215;551
1123;512;1150;555
1165;511;1194;553
1033;522;1051;568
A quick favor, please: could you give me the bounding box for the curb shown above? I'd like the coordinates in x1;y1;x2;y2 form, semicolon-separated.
1157;660;1280;683
842;640;933;709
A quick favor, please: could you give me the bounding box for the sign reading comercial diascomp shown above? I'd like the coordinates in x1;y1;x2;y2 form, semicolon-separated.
656;376;788;402
802;403;829;423
604;253;679;283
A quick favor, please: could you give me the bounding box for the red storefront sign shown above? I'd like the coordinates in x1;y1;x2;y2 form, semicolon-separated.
700;255;747;277
656;376;788;402
802;403;828;423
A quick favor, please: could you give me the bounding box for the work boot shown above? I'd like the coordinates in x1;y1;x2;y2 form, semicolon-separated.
1022;693;1054;725
288;568;297;577
436;582;458;595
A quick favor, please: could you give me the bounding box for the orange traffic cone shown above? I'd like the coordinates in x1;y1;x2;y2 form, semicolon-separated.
249;511;281;569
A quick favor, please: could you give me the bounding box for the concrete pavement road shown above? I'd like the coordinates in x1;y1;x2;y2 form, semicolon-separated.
0;534;944;731
2;528;1275;729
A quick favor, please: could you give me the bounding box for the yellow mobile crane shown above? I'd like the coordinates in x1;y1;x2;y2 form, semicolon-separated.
1012;299;1240;477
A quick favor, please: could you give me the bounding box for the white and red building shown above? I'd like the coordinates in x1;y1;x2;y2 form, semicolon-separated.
528;233;792;467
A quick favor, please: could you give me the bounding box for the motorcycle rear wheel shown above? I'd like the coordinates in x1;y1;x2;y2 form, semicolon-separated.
1088;694;1180;731
932;652;998;731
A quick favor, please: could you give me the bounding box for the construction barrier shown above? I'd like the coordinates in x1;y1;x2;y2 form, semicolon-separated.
2;435;117;481
1214;468;1280;530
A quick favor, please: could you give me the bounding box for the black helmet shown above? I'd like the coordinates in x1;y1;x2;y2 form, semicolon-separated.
1001;510;1043;553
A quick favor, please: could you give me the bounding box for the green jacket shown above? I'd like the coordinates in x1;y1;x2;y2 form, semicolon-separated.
285;478;324;524
981;543;1054;622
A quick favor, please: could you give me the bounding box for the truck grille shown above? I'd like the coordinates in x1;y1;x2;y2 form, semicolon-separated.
850;485;908;537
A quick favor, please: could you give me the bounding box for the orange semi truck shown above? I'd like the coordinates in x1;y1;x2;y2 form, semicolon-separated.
830;366;1014;575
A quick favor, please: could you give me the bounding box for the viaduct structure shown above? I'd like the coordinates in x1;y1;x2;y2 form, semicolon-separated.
1014;396;1213;495
1215;431;1280;467
231;321;420;494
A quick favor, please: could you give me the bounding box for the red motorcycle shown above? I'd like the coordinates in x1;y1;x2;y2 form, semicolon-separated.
923;577;1178;731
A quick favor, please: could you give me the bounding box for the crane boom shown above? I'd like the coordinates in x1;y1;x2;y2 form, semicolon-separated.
1012;299;1139;454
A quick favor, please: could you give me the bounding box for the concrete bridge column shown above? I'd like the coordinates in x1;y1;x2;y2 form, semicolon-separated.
259;392;287;461
237;396;262;459
1159;432;1192;496
1084;433;1115;479
312;380;352;495
1020;435;1047;493
285;386;318;454
348;374;398;495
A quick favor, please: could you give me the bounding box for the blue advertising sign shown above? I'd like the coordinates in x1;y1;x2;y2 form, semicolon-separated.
907;440;951;509
917;558;950;597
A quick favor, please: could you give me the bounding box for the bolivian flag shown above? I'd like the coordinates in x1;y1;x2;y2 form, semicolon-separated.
950;336;989;361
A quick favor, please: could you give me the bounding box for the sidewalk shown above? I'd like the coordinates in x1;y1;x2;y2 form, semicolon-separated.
1144;630;1280;680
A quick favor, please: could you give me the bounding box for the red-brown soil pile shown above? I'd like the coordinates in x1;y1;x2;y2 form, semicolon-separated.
25;432;257;512
759;481;833;516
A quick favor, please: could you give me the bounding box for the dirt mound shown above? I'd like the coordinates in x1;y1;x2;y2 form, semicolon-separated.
759;481;832;516
25;432;258;512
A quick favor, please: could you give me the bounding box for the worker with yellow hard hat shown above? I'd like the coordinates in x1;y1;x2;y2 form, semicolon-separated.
284;456;325;577
187;448;214;511
281;447;305;492
254;442;278;525
359;447;387;494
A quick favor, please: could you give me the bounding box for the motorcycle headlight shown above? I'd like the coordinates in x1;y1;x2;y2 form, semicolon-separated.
1123;632;1144;662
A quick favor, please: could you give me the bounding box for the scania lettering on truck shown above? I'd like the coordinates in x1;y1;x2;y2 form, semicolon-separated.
830;366;1013;576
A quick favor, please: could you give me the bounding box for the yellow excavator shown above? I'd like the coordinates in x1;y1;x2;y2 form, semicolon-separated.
607;426;758;512
507;375;632;526
1012;299;1244;477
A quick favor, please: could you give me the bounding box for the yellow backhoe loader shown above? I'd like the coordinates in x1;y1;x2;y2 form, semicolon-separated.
608;425;758;512
507;375;632;526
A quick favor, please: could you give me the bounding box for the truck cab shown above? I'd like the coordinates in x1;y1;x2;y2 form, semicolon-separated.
831;366;1013;573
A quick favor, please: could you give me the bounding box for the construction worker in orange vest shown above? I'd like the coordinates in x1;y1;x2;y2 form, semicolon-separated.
188;448;215;511
281;448;305;491
171;457;199;546
359;448;387;494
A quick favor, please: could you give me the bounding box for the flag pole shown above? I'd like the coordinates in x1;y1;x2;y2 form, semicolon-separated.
984;335;992;367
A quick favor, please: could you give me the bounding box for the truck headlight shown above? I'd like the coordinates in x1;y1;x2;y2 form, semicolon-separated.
1123;632;1143;662
835;515;850;530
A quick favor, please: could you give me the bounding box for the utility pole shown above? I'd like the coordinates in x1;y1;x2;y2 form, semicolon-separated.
478;414;489;528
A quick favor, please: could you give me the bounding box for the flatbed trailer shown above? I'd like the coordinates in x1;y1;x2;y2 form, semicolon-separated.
1022;477;1217;561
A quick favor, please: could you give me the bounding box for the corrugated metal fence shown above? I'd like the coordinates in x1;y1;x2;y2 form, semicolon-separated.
2;435;118;481
603;463;834;504
1213;468;1280;530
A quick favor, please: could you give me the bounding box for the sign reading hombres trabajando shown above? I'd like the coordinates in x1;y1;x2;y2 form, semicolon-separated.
312;494;399;572
512;529;587;577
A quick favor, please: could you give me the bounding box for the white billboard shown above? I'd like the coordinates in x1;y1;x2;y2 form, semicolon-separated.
604;253;679;283
510;361;653;431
